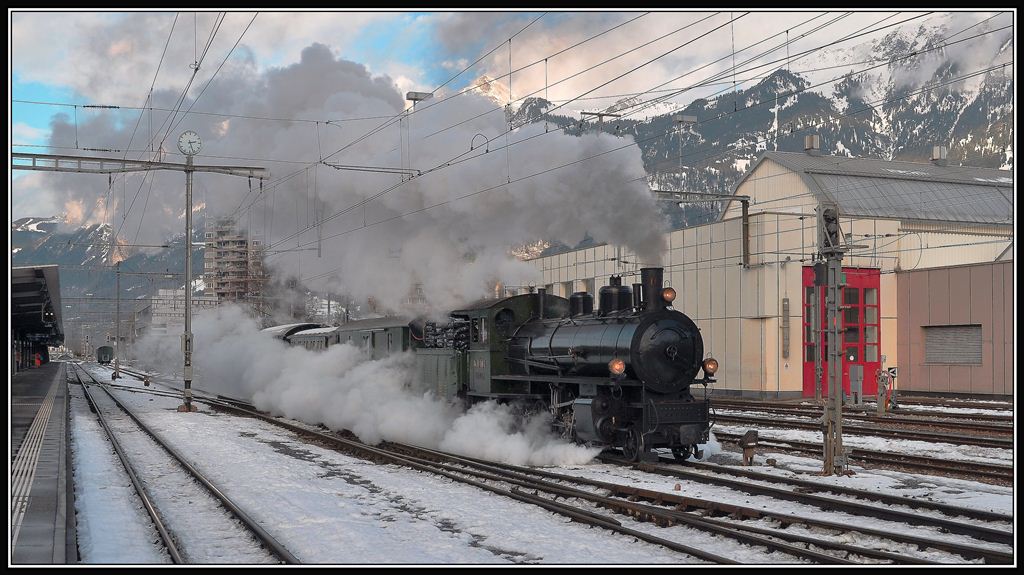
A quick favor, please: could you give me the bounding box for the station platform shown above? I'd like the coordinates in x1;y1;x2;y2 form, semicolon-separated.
10;361;76;564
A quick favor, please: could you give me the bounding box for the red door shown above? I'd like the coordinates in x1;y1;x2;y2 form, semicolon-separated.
802;267;881;398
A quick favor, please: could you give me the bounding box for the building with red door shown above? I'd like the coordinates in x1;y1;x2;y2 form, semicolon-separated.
512;141;1013;399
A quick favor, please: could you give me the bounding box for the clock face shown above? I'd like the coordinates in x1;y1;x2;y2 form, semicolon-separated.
177;131;202;155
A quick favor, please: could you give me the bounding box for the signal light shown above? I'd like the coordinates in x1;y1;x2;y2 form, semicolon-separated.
662;287;677;303
702;357;719;375
608;358;626;376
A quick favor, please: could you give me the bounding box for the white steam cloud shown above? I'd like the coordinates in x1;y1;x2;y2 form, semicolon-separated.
135;305;600;466
18;40;667;314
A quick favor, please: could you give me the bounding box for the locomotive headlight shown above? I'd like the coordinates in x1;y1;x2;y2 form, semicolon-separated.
702;357;719;375
608;358;626;376
662;287;677;303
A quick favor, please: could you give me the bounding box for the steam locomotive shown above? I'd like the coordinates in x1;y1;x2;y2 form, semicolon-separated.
274;267;717;461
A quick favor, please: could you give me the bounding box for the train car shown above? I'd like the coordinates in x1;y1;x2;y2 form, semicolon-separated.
289;326;341;351
284;317;413;356
333;317;413;359
96;345;114;365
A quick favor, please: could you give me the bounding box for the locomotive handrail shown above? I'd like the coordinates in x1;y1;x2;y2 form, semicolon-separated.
547;321;561;374
504;356;562;372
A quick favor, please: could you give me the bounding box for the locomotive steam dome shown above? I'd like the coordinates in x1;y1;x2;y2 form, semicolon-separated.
630;310;703;394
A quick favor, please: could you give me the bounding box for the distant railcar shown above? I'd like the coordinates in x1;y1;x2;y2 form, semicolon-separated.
96;346;114;365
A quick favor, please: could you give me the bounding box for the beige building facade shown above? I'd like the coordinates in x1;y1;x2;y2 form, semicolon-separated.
513;151;1013;398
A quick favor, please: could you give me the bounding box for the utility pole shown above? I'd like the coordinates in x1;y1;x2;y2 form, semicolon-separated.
180;154;197;412
818;203;847;476
581;111;622;131
112;260;121;380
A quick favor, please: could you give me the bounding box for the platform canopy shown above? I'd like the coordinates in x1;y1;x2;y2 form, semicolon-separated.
12;265;64;345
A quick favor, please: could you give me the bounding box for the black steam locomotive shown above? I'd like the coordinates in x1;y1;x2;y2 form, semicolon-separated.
278;267;717;461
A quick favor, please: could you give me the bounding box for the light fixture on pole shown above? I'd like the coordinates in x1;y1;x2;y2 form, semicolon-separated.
672;115;697;173
403;92;432;180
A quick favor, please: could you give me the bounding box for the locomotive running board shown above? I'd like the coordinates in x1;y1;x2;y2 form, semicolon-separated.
492;374;643;386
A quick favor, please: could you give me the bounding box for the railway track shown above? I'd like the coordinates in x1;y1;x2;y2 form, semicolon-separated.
711;399;1013;429
394;445;1012;564
713;413;1013;449
881;397;1013;412
99;363;1011;564
69;364;298;564
713;431;1013;483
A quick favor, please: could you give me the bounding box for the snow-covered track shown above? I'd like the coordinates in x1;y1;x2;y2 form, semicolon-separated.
711;399;1013;429
714;413;1012;449
71;364;298;564
713;431;1012;483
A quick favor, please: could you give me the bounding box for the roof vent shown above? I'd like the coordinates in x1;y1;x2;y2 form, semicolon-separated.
931;145;948;167
804;134;821;156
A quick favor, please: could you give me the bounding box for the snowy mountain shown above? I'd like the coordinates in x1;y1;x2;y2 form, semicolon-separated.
11;218;206;304
514;16;1013;236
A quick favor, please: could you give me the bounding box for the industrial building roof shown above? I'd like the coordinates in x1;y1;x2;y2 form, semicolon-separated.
736;151;1014;226
12;265;64;345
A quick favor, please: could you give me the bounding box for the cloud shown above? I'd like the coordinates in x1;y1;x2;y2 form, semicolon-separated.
13;122;48;144
11;11;399;105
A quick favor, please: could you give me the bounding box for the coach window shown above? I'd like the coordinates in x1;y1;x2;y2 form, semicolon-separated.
387;332;393;352
471;319;480;343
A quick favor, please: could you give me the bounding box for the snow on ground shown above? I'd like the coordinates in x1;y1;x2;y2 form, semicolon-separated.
681;447;1013;519
895;404;1012;417
82;382;277;564
75;364;1012;564
548;460;1009;563
80;366;694;564
713;423;1013;467
68;378;171;564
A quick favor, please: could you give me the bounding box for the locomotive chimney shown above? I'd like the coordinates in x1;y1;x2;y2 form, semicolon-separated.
632;283;643;310
537;287;546;319
640;267;665;310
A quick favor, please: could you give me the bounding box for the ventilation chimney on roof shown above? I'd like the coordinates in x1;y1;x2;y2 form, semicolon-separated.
804;134;821;156
931;145;948;167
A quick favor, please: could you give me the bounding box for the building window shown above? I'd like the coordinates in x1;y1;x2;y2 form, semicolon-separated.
924;325;982;365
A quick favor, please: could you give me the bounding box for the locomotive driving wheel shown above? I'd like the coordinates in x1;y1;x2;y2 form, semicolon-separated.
622;426;644;462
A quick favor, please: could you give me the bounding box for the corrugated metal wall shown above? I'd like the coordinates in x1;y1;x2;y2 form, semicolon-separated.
897;260;1013;396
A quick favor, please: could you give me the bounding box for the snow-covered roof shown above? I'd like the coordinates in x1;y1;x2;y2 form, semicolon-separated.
261;322;323;339
291;326;341;337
